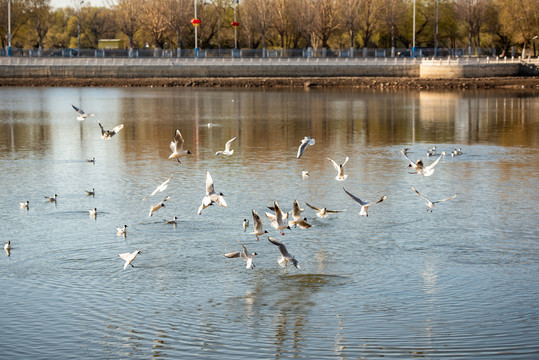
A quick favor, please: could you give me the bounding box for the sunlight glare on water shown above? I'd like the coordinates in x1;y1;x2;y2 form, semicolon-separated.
0;87;538;359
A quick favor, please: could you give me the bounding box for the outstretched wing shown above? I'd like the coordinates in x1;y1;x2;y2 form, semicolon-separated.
343;187;368;206
435;194;458;204
205;171;215;195
411;186;431;202
224;137;237;152
305;202;322;212
72;104;84;115
327;157;340;171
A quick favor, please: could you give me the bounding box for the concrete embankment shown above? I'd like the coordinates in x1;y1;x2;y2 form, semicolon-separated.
1;57;538;88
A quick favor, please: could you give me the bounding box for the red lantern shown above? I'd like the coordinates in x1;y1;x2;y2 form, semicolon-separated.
231;21;240;28
191;18;201;27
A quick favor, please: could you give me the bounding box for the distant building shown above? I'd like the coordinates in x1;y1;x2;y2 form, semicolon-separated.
98;39;125;50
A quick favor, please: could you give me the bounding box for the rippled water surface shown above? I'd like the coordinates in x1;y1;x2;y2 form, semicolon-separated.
0;87;538;359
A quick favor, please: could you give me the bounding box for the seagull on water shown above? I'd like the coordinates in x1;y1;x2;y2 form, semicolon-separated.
401;149;443;177
411;186;458;212
198;171;227;215
343;187;386;217
118;250;141;270
297;137;315;159
327;156;349;181
288;200;313;229
251;210;268;240
88;208;97;217
224;240;257;269
268;237;300;269
169;129;191;163
164;216;178;224
302;169;310;179
45;194;57;203
4;240;11;251
265;201;291;235
19;200;29;209
305;202;346;218
142;174;173;201
72;104;95;121
87;157;95;164
97;121;124;140
86;188;95;197
149;196;170;217
243;219;249;230
116;225;127;236
215;137;237;156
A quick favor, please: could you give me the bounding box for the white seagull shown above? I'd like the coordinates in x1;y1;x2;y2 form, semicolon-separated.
243;219;249;230
302;169;310;179
118;250;141;270
88;208;97;217
401;149;443;177
116;225;127;236
198;171;227;215
265;201;291;235
169;129;191;163
4;240;11;251
85;188;95;197
87;157;95;164
297;137;315;159
142;174;173;201
305;202;346;218
72;104;95;121
149;196;170;217
268;237;300;269
97;121;124;140
45;194;57;203
224;240;257;270
164;216;178;225
327;156;349;181
19;200;29;209
343;187;386;217
251;210;268;240
288;200;313;229
412;186;458;212
215;137;237;156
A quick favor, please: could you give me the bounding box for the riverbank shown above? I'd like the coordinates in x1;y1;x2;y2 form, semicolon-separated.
1;76;539;89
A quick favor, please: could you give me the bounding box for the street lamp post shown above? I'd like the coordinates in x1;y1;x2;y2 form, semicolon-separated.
233;0;238;55
412;0;416;58
7;0;11;57
194;0;198;58
435;0;439;57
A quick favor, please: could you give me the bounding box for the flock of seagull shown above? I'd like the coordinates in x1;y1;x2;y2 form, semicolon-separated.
6;106;462;270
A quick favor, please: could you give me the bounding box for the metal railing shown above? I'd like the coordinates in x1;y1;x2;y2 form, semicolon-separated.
1;46;534;60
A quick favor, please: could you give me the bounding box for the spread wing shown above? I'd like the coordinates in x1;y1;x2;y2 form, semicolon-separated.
411;186;430;202
205;171;215;195
111;124;124;135
72;104;84;115
305;202;322;212
435;194;458;204
224;137;237;151
343;187;368;206
327;157;340;171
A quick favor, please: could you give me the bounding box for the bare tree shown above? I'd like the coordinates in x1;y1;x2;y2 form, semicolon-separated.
380;0;406;54
28;0;51;55
141;0;169;51
164;0;192;56
339;0;361;51
113;0;143;55
272;0;290;51
357;0;381;49
454;0;488;55
0;0;31;48
242;0;274;55
497;0;539;57
288;0;317;49
314;0;339;49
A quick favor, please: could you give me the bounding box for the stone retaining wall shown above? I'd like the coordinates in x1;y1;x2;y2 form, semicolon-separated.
0;58;530;79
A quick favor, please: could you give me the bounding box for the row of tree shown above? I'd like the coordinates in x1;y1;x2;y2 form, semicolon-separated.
1;0;538;57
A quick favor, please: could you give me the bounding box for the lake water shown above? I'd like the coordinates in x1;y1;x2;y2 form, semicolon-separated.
0;87;538;359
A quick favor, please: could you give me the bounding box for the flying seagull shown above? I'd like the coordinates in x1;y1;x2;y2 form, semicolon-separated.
401;149;442;177
149;196;170;217
411;186;458;212
118;250;141;270
97;121;124;140
142;174;173;201
297;137;315;159
215;137;237;156
343;187;386;217
251;209;268;240
305;202;346;218
268;237;300;269
288;200;313;229
169;129;191;163
327;156;349;181
72;104;95;121
224;240;257;270
198;171;227;215
265;201;291;235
